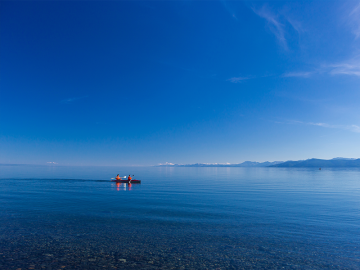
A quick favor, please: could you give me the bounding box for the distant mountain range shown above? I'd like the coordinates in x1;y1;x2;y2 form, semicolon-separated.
158;158;360;167
158;161;284;167
270;158;360;167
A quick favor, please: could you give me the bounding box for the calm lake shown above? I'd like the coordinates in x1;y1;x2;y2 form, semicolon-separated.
1;165;359;269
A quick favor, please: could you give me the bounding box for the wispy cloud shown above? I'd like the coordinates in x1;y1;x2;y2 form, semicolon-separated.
253;5;287;49
227;76;250;83
349;3;360;39
282;71;314;78
60;96;88;104
251;4;303;51
328;62;360;76
47;162;58;164
348;125;360;133
221;0;238;20
283;55;360;78
283;120;360;133
308;122;360;133
285;15;303;35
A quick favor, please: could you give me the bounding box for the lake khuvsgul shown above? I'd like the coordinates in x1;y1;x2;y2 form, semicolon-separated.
1;165;359;269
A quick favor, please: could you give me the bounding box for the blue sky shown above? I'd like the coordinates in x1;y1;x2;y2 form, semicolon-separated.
1;0;360;166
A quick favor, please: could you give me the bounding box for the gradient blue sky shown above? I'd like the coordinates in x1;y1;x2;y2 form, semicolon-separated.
1;0;360;166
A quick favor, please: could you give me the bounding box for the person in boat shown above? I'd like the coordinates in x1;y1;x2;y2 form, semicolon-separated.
116;174;121;180
128;175;132;181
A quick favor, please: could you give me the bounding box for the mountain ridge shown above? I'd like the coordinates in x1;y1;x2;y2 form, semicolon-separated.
158;161;284;167
270;158;360;167
158;158;360;167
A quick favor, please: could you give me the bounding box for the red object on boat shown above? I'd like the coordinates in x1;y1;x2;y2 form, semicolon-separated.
111;179;141;184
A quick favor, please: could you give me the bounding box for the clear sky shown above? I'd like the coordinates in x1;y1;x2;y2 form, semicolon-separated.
1;0;360;166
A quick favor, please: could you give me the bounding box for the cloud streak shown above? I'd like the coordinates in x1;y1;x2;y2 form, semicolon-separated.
60;96;88;104
221;0;238;20
349;3;360;39
283;55;360;78
253;6;287;49
328;62;360;76
308;122;360;133
282;71;314;78
227;76;250;83
285;120;360;134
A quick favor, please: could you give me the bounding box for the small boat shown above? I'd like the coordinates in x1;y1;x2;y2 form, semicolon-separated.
111;179;141;184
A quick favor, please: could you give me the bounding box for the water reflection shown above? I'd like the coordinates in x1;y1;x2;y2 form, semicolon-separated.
115;182;131;191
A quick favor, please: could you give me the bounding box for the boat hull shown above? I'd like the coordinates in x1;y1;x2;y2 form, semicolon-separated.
111;180;141;184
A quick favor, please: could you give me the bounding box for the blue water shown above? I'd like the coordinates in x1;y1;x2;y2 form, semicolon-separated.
1;165;360;269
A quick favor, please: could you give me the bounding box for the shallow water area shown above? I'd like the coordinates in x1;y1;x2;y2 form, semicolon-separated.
1;165;360;269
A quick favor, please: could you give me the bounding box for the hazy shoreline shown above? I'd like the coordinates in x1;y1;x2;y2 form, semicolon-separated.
158;158;360;167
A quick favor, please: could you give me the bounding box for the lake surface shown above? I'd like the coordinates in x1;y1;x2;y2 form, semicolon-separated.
1;165;359;269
